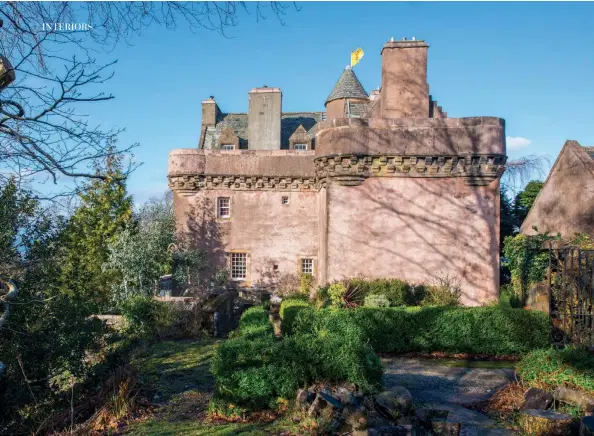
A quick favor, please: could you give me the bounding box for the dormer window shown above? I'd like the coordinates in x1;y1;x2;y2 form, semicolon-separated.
221;144;234;150
294;143;307;151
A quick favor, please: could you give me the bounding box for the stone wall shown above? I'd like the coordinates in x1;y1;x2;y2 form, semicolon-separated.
322;177;501;305
173;188;319;288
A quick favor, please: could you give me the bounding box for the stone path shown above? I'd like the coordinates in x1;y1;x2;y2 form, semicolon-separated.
382;357;516;435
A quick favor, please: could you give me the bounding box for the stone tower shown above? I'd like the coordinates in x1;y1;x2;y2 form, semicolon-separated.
168;37;506;305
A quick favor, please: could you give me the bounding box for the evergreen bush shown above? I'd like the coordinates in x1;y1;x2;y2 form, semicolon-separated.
211;304;382;410
288;305;550;355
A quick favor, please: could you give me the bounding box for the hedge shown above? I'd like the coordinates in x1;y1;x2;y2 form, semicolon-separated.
516;347;594;394
211;304;382;410
237;306;274;338
286;305;550;355
279;298;311;336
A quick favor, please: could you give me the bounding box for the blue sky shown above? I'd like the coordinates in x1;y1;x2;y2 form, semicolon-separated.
78;2;594;203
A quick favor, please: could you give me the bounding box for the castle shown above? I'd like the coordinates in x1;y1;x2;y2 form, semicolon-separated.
168;38;507;305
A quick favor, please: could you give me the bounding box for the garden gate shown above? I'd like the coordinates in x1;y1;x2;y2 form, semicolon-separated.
548;247;594;346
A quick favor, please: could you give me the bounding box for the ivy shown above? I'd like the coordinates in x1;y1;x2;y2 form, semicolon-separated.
502;229;559;300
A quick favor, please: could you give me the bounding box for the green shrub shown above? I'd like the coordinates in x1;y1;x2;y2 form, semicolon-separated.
290;305;550;356
238;306;274;338
211;335;306;409
120;295;173;337
279;298;311;336
516;347;594;394
420;274;461;307
499;284;524;309
503;232;558;300
364;294;390;308
212;301;382;410
299;273;315;295
328;282;347;308
315;278;427;308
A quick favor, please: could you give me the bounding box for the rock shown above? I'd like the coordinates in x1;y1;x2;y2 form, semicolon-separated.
580;416;594;436
368;424;415;435
554;387;594;412
375;387;413;420
319;391;343;410
336;386;357;406
518;409;572;435
397;416;420;427
415;407;449;426
430;418;461;435
341;406;368;431
389;386;413;410
296;389;309;407
522;387;554;410
307;393;327;417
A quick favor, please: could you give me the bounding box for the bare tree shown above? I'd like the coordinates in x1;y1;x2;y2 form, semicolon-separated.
502;154;550;194
0;2;293;198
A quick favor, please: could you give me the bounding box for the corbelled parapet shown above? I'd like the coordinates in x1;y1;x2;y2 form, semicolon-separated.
168;149;317;193
313;116;506;186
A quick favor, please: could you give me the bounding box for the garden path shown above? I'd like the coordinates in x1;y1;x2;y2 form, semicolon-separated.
382;357;516;435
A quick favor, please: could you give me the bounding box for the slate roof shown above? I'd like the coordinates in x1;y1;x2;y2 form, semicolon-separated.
325;67;368;104
202;112;324;150
347;101;369;118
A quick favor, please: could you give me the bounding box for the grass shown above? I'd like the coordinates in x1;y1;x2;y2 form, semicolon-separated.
516;347;594;395
126;416;308;436
132;339;217;401
124;339;310;435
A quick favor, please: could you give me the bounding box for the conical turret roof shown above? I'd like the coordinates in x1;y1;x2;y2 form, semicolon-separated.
325;66;368;105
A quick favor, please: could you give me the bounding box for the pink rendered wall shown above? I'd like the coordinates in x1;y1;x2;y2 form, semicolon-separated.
174;189;319;287
323;177;500;305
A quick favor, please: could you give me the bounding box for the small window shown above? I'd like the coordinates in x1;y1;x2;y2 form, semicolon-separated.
221;144;234;150
294;143;307;151
231;252;247;280
282;196;289;205
301;258;314;275
217;197;230;218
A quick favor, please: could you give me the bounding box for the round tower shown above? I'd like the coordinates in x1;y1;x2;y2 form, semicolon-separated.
324;66;369;119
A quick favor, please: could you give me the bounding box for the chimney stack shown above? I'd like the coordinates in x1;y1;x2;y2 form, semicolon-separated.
248;87;282;150
380;39;430;118
201;96;220;126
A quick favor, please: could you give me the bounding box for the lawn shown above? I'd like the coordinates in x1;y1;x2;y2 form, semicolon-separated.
124;339;307;435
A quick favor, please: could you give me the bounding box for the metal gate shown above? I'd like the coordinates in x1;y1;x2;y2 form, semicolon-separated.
548;248;594;346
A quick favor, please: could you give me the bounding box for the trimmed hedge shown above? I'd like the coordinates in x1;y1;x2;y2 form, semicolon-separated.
238;306;274;338
279;298;311;336
211;304;382;410
516;347;594;394
287;305;550;355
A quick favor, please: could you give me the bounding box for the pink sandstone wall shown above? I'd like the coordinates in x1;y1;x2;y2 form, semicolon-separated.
521;141;594;238
314;117;506;157
174;188;319;288
323;177;500;305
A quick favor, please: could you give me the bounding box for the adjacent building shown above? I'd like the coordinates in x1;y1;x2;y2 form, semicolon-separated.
521;140;594;239
168;38;507;305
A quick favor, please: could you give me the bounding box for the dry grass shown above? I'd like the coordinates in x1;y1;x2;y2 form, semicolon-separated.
46;365;141;435
488;382;526;414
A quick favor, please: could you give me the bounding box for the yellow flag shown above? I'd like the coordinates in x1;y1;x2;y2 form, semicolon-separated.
351;48;364;68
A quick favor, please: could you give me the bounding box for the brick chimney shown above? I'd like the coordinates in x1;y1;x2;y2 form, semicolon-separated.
248;86;282;150
380;38;430;118
201;96;220;126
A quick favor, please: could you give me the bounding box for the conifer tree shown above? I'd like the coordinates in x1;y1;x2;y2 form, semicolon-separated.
60;152;133;312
